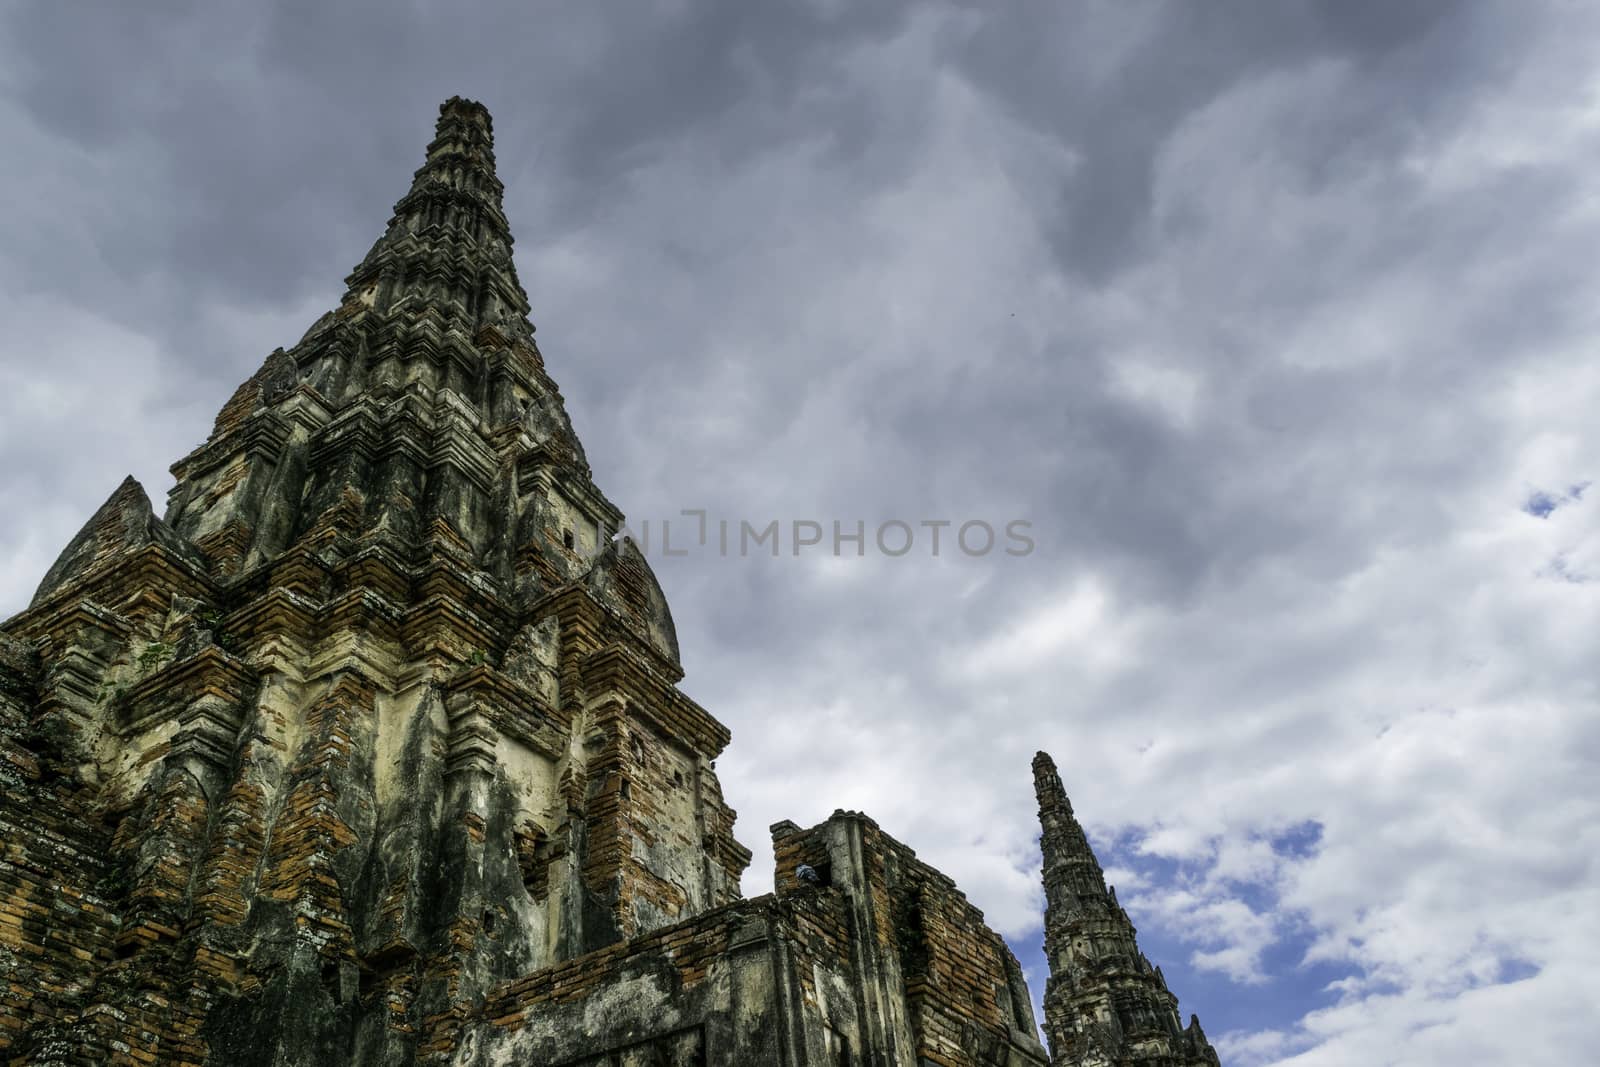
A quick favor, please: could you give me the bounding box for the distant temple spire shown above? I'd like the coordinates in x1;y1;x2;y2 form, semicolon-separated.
1034;752;1222;1066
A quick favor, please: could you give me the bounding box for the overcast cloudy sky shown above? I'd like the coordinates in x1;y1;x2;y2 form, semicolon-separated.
2;2;1597;1063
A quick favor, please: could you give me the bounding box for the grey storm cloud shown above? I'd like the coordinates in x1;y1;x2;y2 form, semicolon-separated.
951;0;1514;282
2;2;1597;1064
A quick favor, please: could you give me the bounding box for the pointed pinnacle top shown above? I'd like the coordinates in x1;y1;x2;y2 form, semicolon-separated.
342;97;534;332
1033;749;1108;895
401;95;503;213
422;97;497;178
440;95;492;131
1032;750;1074;816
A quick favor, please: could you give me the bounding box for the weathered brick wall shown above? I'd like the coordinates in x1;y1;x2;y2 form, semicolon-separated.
439;888;862;1067
0;535;759;1065
569;637;750;949
890;853;1037;1067
774;812;1048;1067
0;639;120;1061
0;636;226;1067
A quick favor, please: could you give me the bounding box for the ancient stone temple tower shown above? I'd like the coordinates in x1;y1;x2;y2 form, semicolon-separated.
0;98;1216;1066
1034;754;1219;1067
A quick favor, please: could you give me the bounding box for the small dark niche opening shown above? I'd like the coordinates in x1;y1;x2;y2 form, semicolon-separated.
812;860;834;887
320;959;343;998
481;908;496;935
562;529;575;550
618;777;631;801
517;827;553;898
673;770;684;788
899;902;930;976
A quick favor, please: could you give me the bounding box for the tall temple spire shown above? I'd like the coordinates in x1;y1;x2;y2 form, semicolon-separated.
1034;752;1221;1066
0;100;745;1062
1035;749;1109;899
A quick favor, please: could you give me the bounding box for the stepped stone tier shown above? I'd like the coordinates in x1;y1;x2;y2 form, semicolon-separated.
0;98;1219;1066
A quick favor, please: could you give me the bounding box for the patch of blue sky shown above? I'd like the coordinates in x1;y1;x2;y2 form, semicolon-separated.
1524;481;1590;518
1099;823;1362;1039
1524;491;1560;518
